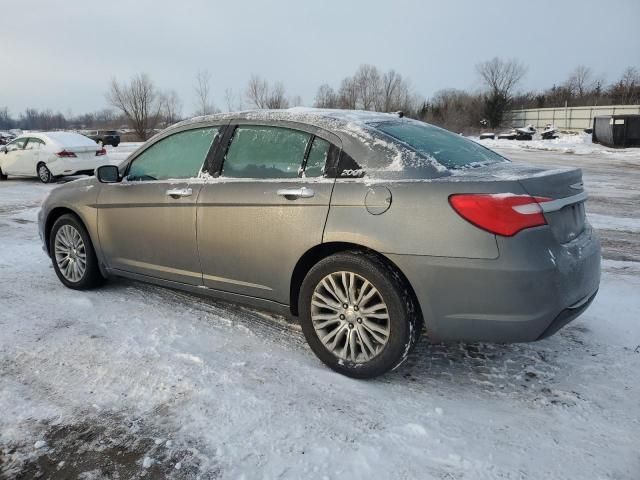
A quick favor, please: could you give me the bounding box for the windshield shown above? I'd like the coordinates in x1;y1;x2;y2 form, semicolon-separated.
370;121;507;169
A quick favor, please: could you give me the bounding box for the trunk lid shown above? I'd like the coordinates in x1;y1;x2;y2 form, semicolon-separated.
65;144;101;162
448;162;587;243
517;167;586;244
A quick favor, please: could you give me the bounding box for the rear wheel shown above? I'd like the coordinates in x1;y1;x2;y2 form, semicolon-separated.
37;163;54;183
299;252;420;379
50;214;105;289
0;167;7;181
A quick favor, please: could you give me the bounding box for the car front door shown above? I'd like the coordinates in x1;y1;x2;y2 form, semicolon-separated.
1;138;28;175
197;123;339;305
97;126;220;285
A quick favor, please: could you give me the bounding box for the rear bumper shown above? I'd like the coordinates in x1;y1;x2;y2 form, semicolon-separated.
537;289;597;340
386;224;601;343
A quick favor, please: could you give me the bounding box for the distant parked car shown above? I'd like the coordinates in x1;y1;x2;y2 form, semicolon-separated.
0;132;15;145
82;130;121;147
0;132;110;183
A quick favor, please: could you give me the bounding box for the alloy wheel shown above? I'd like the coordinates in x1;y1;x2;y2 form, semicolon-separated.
54;224;87;282
38;165;50;183
311;271;390;363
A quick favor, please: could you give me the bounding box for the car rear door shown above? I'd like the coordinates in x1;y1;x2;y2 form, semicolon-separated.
197;122;340;305
97;126;220;285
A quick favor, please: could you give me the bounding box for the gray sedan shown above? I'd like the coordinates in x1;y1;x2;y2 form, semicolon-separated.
38;109;601;378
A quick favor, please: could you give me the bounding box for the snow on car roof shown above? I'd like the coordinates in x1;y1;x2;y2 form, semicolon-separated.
34;131;98;147
172;107;401;131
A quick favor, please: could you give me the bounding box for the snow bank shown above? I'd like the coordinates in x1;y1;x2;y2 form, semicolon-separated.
474;132;640;159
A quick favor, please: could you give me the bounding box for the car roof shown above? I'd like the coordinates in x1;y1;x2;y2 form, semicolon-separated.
172;107;402;132
17;131;99;147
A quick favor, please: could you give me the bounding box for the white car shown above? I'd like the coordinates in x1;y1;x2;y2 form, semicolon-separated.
0;132;110;183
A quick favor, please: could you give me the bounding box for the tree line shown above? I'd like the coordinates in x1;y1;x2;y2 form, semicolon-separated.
2;60;639;138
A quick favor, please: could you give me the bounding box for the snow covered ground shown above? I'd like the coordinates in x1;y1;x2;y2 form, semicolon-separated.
1;144;639;479
106;142;141;166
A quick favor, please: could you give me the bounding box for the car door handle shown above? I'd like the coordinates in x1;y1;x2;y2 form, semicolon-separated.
166;187;193;198
276;187;315;199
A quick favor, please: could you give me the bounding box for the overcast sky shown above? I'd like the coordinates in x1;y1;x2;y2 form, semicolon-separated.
1;0;639;116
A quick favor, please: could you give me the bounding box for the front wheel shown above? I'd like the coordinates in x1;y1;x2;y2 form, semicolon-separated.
299;252;420;379
0;167;7;180
50;214;105;289
37;163;55;183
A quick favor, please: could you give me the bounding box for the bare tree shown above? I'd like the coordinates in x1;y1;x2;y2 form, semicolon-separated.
194;70;216;115
378;69;415;112
337;77;358;109
224;87;243;112
615;66;640;104
245;75;289;109
426;88;484;132
289;95;303;107
353;64;381;110
265;81;289;109
245;74;269;108
0;107;13;129
378;69;402;111
314;84;338;108
566;65;593;98
161;90;183;126
106;73;162;140
476;57;527;127
477;57;527;98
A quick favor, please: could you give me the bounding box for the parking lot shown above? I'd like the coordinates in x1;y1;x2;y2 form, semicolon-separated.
1;142;639;479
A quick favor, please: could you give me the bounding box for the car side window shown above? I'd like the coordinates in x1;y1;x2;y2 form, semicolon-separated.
6;138;27;152
303;137;330;178
127;127;218;181
25;138;45;150
222;126;310;179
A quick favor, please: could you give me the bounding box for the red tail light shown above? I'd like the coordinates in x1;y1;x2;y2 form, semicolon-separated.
96;148;107;156
56;150;76;158
449;193;552;237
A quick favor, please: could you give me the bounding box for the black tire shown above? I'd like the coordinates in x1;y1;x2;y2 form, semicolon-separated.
37;163;54;183
299;251;420;379
0;167;7;181
49;214;106;290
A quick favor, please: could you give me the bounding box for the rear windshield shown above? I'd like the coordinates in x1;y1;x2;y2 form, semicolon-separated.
370;121;506;169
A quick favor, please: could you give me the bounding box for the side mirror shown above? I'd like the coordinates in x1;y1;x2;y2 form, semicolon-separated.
96;164;120;183
0;146;7;153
